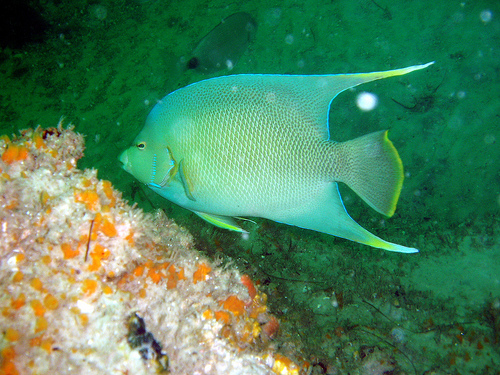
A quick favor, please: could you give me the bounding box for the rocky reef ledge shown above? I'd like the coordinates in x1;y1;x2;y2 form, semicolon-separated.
0;123;300;375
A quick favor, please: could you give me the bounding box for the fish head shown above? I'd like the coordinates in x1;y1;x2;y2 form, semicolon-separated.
119;132;177;189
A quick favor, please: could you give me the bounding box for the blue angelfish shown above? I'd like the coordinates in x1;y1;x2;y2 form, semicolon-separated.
120;62;434;253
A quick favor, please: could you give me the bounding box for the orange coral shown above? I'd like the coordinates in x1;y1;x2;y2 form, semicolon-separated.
82;279;98;295
193;263;211;284
147;268;165;284
271;354;299;375
0;346;18;375
30;300;46;317
11;294;25;310
203;309;214;320
43;294;59;310
74;189;100;212
167;264;179;289
88;243;110;271
12;271;23;282
102;285;113;295
221;295;246;317
262;316;280;339
33;133;45;149
30;278;43;291
5;328;20;342
61;243;79;259
99;217;117;237
214;311;231;324
241;275;257;300
1;144;28;164
102;180;116;207
35;317;48;333
133;264;145;277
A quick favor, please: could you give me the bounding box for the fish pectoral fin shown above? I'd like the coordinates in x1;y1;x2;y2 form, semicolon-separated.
179;159;196;201
194;211;249;233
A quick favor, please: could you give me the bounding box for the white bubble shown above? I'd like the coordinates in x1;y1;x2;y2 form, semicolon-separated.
91;5;108;21
144;99;150;106
391;327;406;343
284;34;294;45
484;134;496;145
356;91;378;111
265;8;282;27
241;232;249;241
480;10;493;23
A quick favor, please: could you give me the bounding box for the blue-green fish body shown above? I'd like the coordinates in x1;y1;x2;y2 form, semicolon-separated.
120;63;433;253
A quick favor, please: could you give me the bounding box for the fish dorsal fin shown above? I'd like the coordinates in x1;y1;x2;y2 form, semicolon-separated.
283;62;434;138
192;62;434;140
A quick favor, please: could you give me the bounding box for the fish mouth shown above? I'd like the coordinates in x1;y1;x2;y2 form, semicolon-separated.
118;151;131;173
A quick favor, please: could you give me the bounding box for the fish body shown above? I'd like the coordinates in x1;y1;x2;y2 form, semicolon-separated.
120;63;433;253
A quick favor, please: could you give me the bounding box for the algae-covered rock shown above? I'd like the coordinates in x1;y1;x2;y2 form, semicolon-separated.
0;123;299;375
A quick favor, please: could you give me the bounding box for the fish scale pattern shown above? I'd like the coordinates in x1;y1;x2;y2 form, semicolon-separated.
168;77;335;216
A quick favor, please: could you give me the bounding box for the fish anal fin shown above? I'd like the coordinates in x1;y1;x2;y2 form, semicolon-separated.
269;183;418;253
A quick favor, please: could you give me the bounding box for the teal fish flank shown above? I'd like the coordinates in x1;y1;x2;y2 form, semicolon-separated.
120;62;434;253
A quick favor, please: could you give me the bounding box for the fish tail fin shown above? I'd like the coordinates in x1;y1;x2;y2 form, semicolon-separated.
334;130;404;217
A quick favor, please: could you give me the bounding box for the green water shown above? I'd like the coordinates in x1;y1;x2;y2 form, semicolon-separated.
1;0;499;373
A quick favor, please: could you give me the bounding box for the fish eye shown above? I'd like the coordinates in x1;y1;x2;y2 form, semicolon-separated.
136;142;146;150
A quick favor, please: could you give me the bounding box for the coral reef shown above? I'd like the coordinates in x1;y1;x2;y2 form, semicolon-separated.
0;123;300;375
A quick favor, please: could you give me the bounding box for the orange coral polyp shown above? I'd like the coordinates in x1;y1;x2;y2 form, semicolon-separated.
33;133;45;149
221;295;246;317
82;279;98;295
30;278;43;291
30;299;46;317
102;180;116;207
35;316;49;333
133;264;145;277
61;243;79;259
167;264;179;289
90;244;110;261
241;275;257;300
5;328;20;342
74;189;100;211
2;144;29;164
43;294;59;310
193;263;211;284
12;271;23;282
147;269;164;284
100;217;117;237
11;294;26;310
214;310;231;324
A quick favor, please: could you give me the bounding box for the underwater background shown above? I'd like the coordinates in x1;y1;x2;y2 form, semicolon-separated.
1;0;499;373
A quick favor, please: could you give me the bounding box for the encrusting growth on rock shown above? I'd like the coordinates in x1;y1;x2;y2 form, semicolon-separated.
0;122;301;375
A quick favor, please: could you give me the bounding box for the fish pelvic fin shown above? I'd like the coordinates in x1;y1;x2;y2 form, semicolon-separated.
194;211;249;233
334;130;403;217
